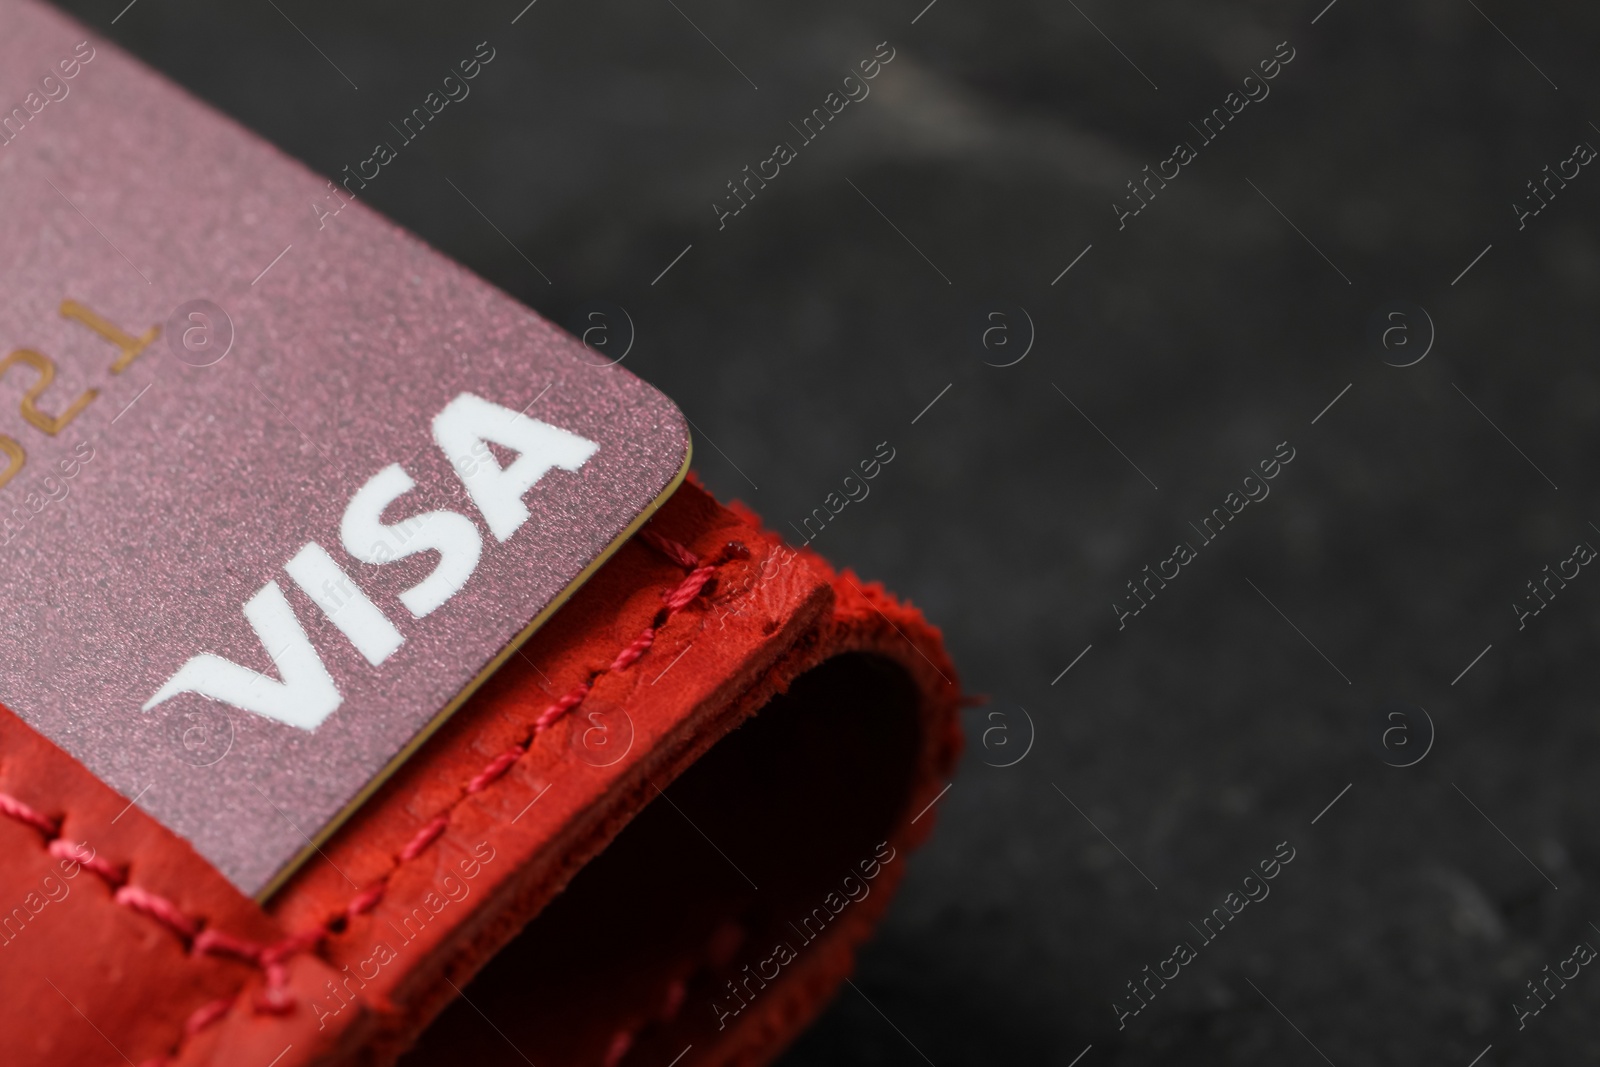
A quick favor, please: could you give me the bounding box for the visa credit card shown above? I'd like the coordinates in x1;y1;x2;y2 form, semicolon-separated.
0;2;690;897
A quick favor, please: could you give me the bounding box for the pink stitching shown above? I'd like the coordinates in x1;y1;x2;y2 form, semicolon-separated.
0;791;58;836
639;528;700;569
0;527;739;1066
658;977;687;1021
533;682;592;732
185;997;234;1035
608;627;656;672
193;928;265;966
47;836;125;885
466;745;526;794
319;531;728;926
602;922;740;1066
264;927;323;964
323;531;722;921
664;566;716;612
346;882;386;917
399;815;450;862
0;793;298;1057
602;1030;634;1067
115;884;201;943
255;966;296;1014
526;557;713;733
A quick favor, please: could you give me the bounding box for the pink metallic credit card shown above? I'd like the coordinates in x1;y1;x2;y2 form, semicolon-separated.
0;2;690;896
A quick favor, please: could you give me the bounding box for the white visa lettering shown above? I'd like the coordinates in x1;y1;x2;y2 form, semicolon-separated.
432;392;599;542
283;541;405;664
141;580;342;731
143;390;599;731
341;463;482;618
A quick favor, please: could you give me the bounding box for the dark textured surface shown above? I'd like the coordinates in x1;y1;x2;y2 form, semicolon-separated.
45;0;1600;1062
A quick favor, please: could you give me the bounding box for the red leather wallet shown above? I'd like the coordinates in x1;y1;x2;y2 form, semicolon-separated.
0;476;962;1066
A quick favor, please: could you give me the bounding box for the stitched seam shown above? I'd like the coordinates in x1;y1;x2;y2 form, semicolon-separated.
0;528;748;1066
0;796;304;1066
600;921;735;1067
305;530;744;932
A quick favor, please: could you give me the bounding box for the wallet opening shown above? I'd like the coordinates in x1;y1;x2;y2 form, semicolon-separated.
401;651;924;1066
